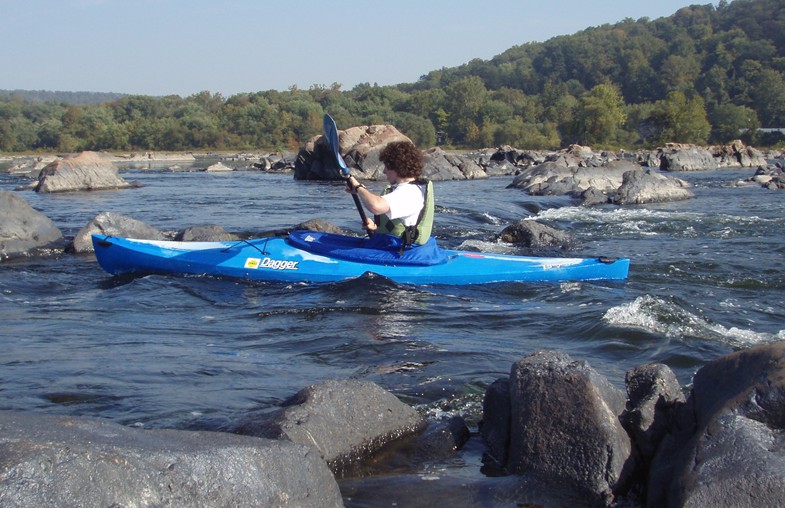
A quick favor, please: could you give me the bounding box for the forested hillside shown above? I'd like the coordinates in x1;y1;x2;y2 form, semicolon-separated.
2;0;784;153
0;90;126;106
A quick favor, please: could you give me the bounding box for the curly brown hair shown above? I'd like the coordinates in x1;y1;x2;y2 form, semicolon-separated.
379;141;424;179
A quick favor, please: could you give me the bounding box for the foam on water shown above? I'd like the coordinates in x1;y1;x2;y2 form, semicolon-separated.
603;295;782;347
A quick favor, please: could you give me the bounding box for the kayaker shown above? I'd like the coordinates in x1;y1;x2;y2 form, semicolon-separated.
345;141;434;248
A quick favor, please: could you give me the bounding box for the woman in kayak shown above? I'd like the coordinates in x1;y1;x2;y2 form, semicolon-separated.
345;141;434;248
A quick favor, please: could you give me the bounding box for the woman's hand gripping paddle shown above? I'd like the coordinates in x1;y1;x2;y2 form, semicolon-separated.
323;114;373;237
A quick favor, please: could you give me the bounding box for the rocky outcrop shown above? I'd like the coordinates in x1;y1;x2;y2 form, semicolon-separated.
659;145;718;171
231;380;427;473
424;147;487;180
483;351;634;504
712;140;768;168
0;191;65;260
645;141;768;171
507;160;693;205
1;155;60;178
294;124;412;181
35;151;138;193
0;410;343;508
294;125;487;182
614;169;694;204
481;342;785;507
648;342;785;508
113;152;197;162
736;162;785;189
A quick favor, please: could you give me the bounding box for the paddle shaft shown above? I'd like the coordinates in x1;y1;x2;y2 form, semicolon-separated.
348;181;373;236
324;114;373;237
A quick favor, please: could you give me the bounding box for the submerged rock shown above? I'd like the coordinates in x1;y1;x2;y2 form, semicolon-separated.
497;220;577;250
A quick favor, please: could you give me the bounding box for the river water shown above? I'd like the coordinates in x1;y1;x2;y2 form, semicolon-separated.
1;163;784;505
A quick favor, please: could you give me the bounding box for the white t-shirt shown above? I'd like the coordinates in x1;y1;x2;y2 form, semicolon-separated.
382;183;425;227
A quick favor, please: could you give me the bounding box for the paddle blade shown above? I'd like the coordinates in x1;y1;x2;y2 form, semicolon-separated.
323;113;350;177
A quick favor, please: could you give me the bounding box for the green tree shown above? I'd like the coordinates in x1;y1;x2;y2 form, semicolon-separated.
443;76;488;145
573;83;627;146
709;103;760;143
392;112;436;147
654;91;711;144
749;68;785;126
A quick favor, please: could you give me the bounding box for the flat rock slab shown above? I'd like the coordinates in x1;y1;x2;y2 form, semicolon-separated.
0;410;343;507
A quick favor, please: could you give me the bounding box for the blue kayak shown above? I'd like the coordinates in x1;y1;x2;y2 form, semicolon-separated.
92;230;630;285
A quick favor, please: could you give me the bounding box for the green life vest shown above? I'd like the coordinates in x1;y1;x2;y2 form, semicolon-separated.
376;179;434;247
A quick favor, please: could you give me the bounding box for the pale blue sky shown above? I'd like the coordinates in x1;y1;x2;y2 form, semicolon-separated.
2;0;706;97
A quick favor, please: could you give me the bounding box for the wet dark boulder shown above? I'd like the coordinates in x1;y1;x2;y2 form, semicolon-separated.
482;350;635;504
648;342;785;508
0;191;65;260
231;379;427;474
0;410;343;507
497;219;577;250
621;363;686;493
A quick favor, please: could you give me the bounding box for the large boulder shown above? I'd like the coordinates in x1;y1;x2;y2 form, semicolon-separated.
712;140;768;168
294;124;411;181
0;191;65;260
483;351;635;504
613;169;694;204
659;145;717;171
231;379;427;473
0;410;343;507
423;147;487;181
35;151;137;193
621;364;686;477
648;342;785;508
72;211;171;253
293;125;487;181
